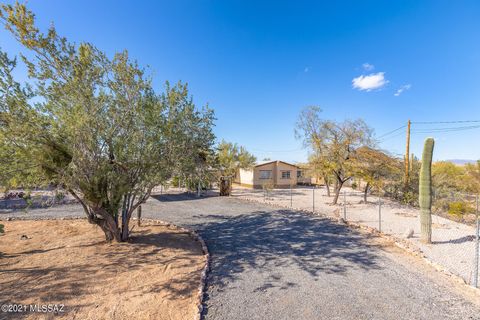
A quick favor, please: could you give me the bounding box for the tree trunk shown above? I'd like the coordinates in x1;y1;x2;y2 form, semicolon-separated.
363;182;370;203
324;175;330;197
332;181;343;205
94;209;122;242
137;205;142;227
219;177;231;196
121;218;130;242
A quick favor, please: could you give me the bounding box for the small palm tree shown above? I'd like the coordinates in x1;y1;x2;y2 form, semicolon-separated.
217;140;256;196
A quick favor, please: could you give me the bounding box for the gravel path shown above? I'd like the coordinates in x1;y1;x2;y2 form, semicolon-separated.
232;186;479;285
2;191;480;320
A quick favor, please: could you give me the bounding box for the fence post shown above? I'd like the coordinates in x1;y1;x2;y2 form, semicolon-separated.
474;194;479;288
137;205;142;227
378;195;382;232
313;185;315;213
343;190;347;220
290;184;293;208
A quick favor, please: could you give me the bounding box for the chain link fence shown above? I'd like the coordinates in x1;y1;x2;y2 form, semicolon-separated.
232;185;480;287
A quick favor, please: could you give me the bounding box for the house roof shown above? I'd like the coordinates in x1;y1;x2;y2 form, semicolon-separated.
255;160;299;168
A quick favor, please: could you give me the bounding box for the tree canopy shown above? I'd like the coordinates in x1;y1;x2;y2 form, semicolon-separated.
0;3;216;241
217;140;256;195
295;106;374;204
351;146;402;202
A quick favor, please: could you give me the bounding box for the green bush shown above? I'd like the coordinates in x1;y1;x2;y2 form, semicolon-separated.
448;202;474;216
55;191;66;202
351;182;357;190
0;224;4;234
402;191;418;206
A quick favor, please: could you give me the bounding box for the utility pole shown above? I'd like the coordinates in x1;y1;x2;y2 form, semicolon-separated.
405;120;411;189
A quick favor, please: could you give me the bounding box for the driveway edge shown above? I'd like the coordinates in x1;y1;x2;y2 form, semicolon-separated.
142;218;210;320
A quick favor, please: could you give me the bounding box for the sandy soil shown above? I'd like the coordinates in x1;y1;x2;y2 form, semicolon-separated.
0;220;206;320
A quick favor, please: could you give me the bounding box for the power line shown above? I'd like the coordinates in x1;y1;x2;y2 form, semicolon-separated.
412;124;480;133
379;131;405;142
412;120;480;124
377;125;407;139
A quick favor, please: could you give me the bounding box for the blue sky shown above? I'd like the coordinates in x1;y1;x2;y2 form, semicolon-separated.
1;0;480;162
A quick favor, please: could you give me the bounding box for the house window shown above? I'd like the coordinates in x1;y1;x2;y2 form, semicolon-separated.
281;171;291;179
297;170;303;178
259;170;272;179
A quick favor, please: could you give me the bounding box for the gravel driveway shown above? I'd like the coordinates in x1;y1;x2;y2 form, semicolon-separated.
2;192;480;320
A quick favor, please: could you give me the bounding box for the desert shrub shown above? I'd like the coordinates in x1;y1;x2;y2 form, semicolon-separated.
55;191;66;202
262;181;274;197
351;182;357;190
448;201;474;216
402;191;418;206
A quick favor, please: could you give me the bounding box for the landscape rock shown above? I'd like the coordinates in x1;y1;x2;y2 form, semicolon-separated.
404;228;414;239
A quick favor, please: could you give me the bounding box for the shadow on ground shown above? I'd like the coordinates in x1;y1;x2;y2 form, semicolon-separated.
152;192;217;202
196;207;383;289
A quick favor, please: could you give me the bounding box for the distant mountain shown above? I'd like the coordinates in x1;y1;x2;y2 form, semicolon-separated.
444;159;478;165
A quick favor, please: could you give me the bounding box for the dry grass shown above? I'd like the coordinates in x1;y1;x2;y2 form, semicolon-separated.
0;220;205;320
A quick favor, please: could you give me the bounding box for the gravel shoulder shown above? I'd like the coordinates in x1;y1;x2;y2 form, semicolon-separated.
2;191;480;320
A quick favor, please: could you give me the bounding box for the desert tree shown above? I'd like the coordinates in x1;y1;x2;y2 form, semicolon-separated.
0;3;216;242
217;140;256;196
351;146;401;202
307;151;334;196
295;106;374;204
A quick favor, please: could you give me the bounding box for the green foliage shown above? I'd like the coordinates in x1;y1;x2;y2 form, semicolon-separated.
447;201;474;216
0;224;4;234
401;191;417;206
464;161;480;194
295;106;374;204
432;161;466;196
419;138;434;243
217;140;256;196
351;146;402;201
0;3;216;242
217;140;256;177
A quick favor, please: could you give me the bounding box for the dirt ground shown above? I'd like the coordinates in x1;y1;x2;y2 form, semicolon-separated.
0;219;206;320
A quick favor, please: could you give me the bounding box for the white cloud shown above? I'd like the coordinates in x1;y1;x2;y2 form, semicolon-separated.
362;63;374;71
394;84;412;96
352;72;388;91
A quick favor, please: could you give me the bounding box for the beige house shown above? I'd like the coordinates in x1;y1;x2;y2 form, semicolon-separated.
296;164;323;185
234;160;300;189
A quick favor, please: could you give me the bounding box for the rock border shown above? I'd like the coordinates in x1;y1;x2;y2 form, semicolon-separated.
1;216;211;320
138;218;210;320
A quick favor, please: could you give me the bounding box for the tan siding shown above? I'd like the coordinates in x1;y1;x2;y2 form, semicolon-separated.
253;162;275;187
275;162;297;186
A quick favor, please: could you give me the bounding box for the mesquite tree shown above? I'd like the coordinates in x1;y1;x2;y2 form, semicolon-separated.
351;146;401;202
295;106;374;204
419;138;434;244
0;3;216;242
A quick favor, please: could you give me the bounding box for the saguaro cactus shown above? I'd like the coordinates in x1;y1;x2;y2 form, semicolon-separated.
419;138;434;244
